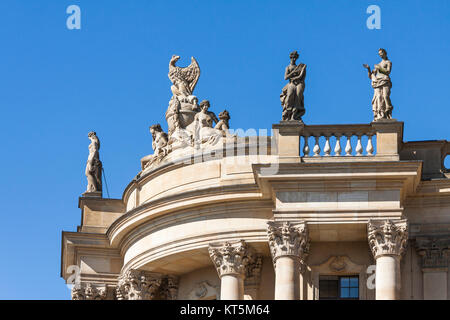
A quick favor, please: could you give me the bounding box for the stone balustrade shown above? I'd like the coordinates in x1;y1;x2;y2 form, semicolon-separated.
273;120;403;161
301;124;376;157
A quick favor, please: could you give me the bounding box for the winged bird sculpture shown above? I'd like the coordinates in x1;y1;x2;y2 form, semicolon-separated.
168;55;200;102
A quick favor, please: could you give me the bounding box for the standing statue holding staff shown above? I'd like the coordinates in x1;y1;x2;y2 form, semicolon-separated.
280;50;307;122
363;48;393;121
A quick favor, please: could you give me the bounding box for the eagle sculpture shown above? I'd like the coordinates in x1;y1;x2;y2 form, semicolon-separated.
168;55;200;99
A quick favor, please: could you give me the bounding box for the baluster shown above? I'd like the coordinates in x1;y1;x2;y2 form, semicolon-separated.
366;135;374;156
355;135;363;156
303;136;310;157
334;135;342;156
345;134;352;156
323;135;331;156
313;136;321;157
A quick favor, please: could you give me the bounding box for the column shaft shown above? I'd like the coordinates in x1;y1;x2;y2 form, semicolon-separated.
375;255;400;300
220;274;244;300
275;256;299;300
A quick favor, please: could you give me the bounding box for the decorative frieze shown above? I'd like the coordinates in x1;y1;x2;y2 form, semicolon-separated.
415;237;450;269
71;283;107;300
115;270;162;300
367;219;408;259
267;221;309;262
209;240;254;277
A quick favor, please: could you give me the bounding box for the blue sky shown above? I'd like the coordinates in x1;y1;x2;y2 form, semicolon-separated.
0;0;448;299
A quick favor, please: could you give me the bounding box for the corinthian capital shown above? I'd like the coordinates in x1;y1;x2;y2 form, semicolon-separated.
71;283;107;300
415;236;450;269
209;240;254;277
368;219;408;259
267;221;309;262
115;270;162;300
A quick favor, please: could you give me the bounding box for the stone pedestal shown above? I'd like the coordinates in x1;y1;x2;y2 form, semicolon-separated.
82;191;102;198
272;122;304;160
371;120;403;159
267;221;309;300
209;240;254;300
368;219;408;300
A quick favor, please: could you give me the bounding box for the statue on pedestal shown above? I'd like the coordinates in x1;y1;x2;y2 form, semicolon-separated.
85;131;102;194
280;50;306;122
363;48;393;121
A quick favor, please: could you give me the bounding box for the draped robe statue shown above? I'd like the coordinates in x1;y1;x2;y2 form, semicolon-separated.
280;50;306;122
363;48;393;121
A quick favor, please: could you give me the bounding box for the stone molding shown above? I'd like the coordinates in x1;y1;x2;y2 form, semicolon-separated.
115;270;163;300
208;240;254;277
267;221;309;263
71;283;107;300
415;236;450;269
367;219;408;259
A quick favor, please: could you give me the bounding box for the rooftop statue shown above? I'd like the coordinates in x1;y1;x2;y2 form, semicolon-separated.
280;50;306;122
166;55;201;136
85;131;102;194
141;124;169;170
363;48;393;121
142;55;233;171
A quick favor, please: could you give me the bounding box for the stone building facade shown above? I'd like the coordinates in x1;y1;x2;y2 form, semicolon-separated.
61;120;450;300
61;54;450;300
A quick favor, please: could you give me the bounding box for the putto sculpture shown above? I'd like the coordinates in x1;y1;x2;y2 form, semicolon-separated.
141;55;234;171
280;50;307;122
363;48;393;121
85;131;102;194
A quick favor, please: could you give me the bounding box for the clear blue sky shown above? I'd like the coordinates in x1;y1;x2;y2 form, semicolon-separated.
0;0;448;299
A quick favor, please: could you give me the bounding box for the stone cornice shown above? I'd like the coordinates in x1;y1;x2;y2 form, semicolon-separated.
208;240;254;277
108;185;267;249
111;197;272;253
267;221;309;262
368;219;409;259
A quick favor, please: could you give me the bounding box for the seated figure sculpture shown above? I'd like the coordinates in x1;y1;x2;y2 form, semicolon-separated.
193;100;223;146
140;124;169;169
